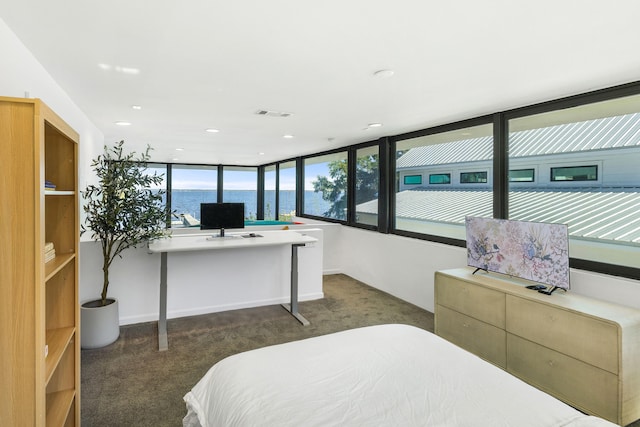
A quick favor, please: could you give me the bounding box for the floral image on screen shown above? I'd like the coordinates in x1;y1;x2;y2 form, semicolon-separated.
465;216;570;289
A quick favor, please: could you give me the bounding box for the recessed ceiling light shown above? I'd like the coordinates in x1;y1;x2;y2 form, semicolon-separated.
205;128;219;133
258;152;265;155
283;134;294;139
132;105;142;110
115;121;131;126
114;66;140;75
367;123;383;128
175;148;184;151
373;69;395;78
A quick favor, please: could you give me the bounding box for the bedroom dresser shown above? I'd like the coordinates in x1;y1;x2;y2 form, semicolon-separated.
435;268;640;426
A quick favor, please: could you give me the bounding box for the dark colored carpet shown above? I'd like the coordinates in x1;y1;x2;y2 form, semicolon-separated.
81;274;434;426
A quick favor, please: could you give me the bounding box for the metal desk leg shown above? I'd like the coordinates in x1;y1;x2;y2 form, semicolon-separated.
282;243;310;326
158;251;169;351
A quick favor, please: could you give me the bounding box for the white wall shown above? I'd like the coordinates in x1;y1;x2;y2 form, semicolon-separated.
0;17;104;191
337;226;640;312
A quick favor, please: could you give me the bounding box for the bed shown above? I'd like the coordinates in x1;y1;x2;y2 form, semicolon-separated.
183;324;617;427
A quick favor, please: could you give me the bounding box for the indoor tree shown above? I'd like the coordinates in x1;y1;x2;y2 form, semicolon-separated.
81;140;168;306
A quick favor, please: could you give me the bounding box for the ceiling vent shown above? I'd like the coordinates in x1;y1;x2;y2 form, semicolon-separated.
255;109;292;118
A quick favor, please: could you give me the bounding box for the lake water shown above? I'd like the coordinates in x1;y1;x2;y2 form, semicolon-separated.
171;190;331;220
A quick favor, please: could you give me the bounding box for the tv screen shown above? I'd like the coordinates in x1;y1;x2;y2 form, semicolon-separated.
200;203;245;231
465;216;570;290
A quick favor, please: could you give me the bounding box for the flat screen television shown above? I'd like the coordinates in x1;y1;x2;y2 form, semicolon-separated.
200;203;245;237
465;216;570;294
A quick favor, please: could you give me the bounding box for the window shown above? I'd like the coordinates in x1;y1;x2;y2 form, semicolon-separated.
550;165;597;182
355;145;379;227
278;160;297;220
460;171;487;183
509;168;535;182
394;122;493;240
171;165;217;227
429;173;451;184
222;166;257;219
145;163;168;226
404;175;422;185
303;151;348;220
264;165;276;220
507;93;640;270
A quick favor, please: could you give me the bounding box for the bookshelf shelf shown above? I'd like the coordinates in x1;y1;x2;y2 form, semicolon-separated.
45;190;75;196
45;327;75;384
1;97;80;426
46;390;75;427
45;253;75;282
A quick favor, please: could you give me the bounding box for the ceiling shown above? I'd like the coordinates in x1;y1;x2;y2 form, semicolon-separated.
1;0;640;166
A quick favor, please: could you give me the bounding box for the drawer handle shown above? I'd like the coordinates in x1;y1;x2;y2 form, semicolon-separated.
462;322;469;328
547;360;555;367
548;315;557;323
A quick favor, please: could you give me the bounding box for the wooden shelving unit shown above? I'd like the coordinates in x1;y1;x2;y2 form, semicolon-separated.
0;97;80;426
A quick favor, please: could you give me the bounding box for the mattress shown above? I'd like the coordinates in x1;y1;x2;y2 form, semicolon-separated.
183;324;617;427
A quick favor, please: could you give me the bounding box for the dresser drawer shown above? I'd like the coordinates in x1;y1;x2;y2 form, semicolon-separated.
506;295;619;374
435;274;505;328
507;334;618;422
435;304;506;368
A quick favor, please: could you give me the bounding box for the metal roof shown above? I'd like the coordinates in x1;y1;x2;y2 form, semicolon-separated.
396;113;640;169
357;188;640;244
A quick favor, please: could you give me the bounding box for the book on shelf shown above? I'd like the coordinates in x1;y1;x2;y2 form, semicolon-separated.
44;242;56;263
45;179;56;191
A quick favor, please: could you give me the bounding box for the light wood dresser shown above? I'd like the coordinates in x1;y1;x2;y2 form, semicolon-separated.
434;268;640;426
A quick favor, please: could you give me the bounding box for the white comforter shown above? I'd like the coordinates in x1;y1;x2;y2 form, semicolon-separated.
183;324;617;427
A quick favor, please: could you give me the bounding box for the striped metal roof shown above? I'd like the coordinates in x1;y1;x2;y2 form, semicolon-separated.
357;188;640;244
396;113;640;169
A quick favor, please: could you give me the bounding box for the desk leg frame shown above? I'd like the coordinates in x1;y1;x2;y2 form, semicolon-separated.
282;243;310;326
158;251;169;351
157;242;309;351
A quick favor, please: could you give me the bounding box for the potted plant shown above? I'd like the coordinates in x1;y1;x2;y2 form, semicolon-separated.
80;140;168;348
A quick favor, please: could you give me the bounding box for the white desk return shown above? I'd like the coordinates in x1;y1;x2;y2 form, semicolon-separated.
148;230;317;351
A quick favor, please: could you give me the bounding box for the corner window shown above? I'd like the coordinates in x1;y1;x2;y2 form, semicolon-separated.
264;165;276;220
508;93;640;269
304;151;348;220
170;165;217;227
355;145;379;227
394;122;493;240
222;166;257;219
278;160;297;220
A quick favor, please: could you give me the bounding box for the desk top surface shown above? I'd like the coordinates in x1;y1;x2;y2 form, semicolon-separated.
148;229;317;253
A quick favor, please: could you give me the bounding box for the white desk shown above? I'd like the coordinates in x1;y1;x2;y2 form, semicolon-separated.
148;230;317;351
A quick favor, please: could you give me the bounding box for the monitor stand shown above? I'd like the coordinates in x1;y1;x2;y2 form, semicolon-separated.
206;228;241;240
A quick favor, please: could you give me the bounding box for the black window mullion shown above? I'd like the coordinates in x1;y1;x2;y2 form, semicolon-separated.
217;165;223;203
493;112;508;219
257;165;265;220
378;137;391;234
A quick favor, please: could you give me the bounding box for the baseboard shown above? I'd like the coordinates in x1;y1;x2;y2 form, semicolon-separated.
118;291;325;326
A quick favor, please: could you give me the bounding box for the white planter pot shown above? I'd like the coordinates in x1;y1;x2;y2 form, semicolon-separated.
81;298;120;349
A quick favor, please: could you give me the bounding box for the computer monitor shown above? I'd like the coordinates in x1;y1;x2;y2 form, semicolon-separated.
200;203;245;237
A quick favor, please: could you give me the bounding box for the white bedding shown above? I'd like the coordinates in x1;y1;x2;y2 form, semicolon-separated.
183;324;617;427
